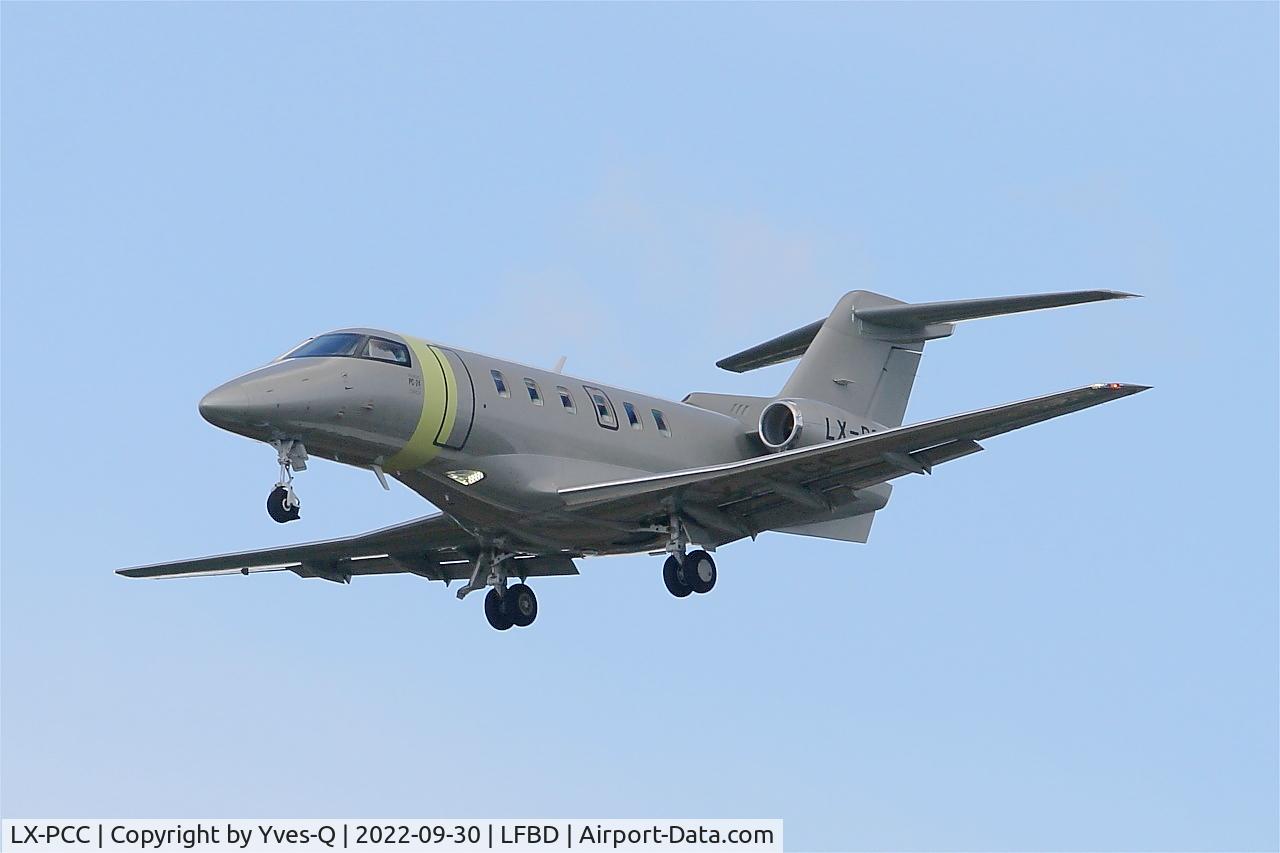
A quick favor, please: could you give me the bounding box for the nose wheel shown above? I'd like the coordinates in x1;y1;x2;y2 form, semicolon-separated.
267;485;300;523
267;439;307;523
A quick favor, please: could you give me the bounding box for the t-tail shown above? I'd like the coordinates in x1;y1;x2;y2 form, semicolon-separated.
717;289;1139;428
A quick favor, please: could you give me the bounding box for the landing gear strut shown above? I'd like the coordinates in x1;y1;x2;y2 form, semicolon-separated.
461;548;539;630
267;440;307;523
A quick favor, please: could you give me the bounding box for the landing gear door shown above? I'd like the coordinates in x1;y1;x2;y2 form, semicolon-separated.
432;347;475;450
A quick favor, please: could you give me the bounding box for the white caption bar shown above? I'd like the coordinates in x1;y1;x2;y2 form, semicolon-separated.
1;820;782;853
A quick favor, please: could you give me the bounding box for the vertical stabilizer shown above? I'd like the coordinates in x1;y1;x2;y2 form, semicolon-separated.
779;291;924;427
715;288;1136;429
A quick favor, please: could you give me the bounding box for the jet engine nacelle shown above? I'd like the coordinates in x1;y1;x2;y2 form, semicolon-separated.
757;397;875;452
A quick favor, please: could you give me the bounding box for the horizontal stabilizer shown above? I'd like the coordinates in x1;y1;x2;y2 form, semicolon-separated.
855;289;1137;329
716;319;824;373
716;289;1138;374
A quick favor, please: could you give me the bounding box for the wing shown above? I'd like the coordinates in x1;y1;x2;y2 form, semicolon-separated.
117;512;577;583
560;383;1149;542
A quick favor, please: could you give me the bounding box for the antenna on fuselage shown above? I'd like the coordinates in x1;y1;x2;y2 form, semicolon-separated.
553;355;567;373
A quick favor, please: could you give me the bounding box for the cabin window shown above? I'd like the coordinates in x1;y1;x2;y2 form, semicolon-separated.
361;337;411;366
583;385;618;430
652;408;670;436
283;333;364;359
524;378;543;406
490;370;509;398
557;386;576;413
623;402;643;430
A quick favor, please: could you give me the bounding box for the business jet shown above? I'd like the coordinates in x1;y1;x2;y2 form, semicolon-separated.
118;289;1147;630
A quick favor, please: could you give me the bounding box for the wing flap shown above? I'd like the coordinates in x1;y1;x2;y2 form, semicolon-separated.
778;512;877;543
288;554;580;584
339;554;578;581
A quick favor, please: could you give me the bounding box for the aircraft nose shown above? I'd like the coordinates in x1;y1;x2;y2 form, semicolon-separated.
198;381;250;428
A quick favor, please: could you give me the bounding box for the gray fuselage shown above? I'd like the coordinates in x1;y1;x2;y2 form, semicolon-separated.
198;328;881;554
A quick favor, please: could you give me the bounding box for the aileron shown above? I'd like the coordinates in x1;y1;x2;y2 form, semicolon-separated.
117;513;472;580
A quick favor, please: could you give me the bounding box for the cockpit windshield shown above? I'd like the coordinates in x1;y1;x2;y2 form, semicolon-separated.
282;333;411;367
284;334;364;359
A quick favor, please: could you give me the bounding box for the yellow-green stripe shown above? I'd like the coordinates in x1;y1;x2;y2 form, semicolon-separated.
385;338;457;471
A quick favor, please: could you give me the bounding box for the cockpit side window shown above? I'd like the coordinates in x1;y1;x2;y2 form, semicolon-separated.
361;337;411;366
283;333;365;359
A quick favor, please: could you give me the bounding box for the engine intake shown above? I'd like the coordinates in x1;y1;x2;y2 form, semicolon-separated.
759;400;803;451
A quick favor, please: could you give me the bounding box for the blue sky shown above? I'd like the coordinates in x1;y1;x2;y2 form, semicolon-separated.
2;3;1276;850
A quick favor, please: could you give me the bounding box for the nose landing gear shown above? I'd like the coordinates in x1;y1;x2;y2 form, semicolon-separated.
267;440;307;523
267;485;300;523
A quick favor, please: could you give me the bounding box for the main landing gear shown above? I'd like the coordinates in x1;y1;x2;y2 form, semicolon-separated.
458;548;539;631
663;550;717;597
660;510;717;598
267;439;307;524
484;583;538;631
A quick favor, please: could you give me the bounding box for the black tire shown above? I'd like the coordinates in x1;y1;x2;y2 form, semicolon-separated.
484;588;514;630
685;549;717;594
663;555;693;598
267;486;300;523
506;583;538;627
